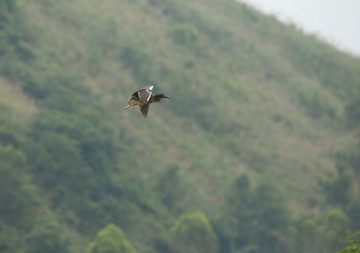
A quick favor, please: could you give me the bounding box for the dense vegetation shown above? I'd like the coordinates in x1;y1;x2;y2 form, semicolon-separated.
1;0;360;252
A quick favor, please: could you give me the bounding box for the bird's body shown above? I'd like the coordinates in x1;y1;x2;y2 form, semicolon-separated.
124;85;169;117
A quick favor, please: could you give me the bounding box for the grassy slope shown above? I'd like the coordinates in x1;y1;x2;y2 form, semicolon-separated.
2;0;360;250
17;0;359;209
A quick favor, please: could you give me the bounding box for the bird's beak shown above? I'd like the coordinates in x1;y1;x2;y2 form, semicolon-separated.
165;95;169;99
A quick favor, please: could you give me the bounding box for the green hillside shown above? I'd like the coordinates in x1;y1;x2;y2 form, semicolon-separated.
1;0;360;252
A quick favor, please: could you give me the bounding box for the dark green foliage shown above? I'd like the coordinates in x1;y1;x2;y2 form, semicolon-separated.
120;46;152;82
295;87;340;119
0;0;15;56
19;69;49;99
296;218;320;250
227;174;251;207
338;232;360;253
0;0;19;55
25;220;72;253
0;127;18;147
156;164;184;211
153;234;172;253
0;144;38;225
328;145;360;233
321;171;352;207
347;202;360;232
0;0;35;76
212;218;232;253
27;130;90;190
120;46;145;70
23;110;123;233
346;94;360;127
318;141;360;249
171;23;199;45
326;209;350;241
336;144;360;178
28;109;117;173
321;146;358;209
87;224;136;253
0;223;21;253
218;175;290;253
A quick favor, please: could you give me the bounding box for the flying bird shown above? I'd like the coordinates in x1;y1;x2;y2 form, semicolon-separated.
124;85;169;117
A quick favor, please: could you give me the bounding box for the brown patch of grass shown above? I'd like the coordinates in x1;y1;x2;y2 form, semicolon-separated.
0;77;38;126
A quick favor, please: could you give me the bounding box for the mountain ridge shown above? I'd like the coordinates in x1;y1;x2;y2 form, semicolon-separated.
1;0;360;252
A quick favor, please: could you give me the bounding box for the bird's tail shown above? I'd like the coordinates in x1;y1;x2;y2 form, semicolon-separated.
124;104;135;109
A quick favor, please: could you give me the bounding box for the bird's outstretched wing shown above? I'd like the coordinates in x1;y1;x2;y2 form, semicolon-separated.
135;85;153;102
139;104;150;117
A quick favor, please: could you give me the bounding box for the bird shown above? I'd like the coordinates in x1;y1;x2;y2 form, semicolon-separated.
124;85;169;117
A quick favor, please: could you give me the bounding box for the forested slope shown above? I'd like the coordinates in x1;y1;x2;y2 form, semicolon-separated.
1;0;360;252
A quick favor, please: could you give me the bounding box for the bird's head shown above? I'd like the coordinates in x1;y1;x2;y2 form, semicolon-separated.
152;93;169;102
158;93;169;99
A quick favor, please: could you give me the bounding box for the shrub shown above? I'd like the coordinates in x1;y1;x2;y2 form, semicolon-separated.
326;209;349;241
170;211;218;253
25;220;72;253
87;224;136;253
171;23;199;45
337;232;360;253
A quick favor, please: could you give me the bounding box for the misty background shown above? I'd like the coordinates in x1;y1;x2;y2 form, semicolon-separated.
241;0;360;56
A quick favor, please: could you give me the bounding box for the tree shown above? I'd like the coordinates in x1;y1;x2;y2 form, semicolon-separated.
0;0;16;56
225;174;253;249
346;94;360;128
119;46;151;82
296;218;323;253
337;232;360;253
26;130;90;192
218;174;290;253
0;144;37;225
170;211;218;253
25;220;72;253
0;223;20;253
321;168;352;207
87;223;136;253
171;24;199;45
326;209;350;241
156;164;184;211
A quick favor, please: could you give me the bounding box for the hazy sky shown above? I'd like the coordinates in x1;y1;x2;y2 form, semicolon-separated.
240;0;360;56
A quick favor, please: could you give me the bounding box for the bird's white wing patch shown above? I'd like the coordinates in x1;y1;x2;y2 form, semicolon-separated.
137;85;153;102
146;86;153;101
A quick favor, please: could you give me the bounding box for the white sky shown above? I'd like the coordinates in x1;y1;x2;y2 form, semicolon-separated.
240;0;360;56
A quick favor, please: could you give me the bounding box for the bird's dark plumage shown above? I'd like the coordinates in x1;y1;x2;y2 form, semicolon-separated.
124;85;169;117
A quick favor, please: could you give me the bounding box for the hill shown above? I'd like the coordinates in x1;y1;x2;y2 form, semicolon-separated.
1;0;360;252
